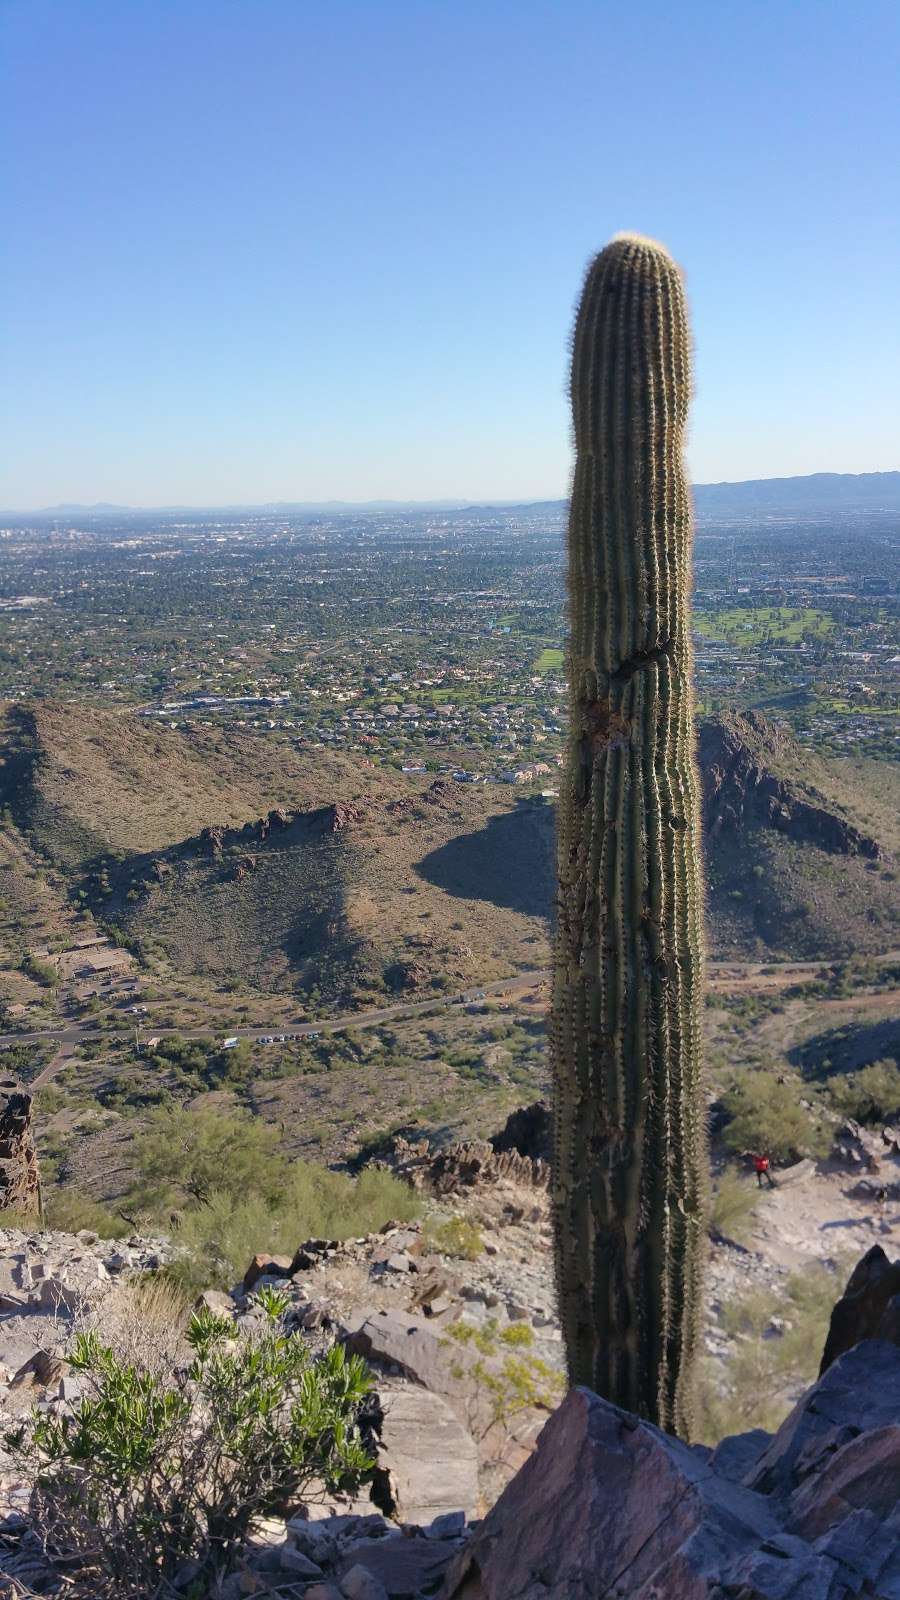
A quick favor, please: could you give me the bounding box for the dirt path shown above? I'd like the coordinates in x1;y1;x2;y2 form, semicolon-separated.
745;1161;900;1272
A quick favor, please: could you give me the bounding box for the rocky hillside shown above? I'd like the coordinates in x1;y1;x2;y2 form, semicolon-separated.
0;1193;898;1598
700;712;900;959
1;703;897;1007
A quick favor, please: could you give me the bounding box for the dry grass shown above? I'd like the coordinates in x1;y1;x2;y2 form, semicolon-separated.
80;1275;192;1378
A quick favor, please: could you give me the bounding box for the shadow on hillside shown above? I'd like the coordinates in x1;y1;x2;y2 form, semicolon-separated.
415;799;554;919
790;1016;900;1080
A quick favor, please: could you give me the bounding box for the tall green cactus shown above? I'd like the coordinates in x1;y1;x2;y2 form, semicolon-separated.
551;233;707;1437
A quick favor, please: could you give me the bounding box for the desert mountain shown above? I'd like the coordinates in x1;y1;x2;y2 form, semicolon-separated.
0;703;896;1003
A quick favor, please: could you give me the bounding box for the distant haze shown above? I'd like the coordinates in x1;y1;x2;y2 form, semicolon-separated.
8;470;900;520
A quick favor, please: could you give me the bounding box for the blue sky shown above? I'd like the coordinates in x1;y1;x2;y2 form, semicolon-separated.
2;0;898;508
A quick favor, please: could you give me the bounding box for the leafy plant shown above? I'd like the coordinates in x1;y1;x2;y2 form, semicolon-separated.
164;1155;420;1294
695;1259;850;1444
827;1058;900;1123
709;1168;760;1243
6;1298;373;1597
441;1318;564;1442
721;1072;828;1163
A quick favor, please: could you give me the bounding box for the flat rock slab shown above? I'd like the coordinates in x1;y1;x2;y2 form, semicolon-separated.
376;1387;479;1524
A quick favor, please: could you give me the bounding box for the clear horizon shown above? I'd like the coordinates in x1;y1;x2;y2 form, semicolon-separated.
3;463;900;518
2;1;899;509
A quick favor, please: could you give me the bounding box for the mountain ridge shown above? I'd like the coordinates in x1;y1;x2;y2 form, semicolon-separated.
6;469;900;518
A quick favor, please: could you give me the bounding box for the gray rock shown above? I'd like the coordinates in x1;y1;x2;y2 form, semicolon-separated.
428;1510;467;1539
339;1537;455;1596
384;1253;415;1274
442;1351;900;1600
194;1288;235;1318
375;1387;479;1524
746;1341;900;1499
711;1426;773;1483
341;1566;389;1600
278;1542;323;1577
819;1246;900;1374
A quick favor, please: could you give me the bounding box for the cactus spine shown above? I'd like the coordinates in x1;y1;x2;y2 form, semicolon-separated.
551;234;707;1436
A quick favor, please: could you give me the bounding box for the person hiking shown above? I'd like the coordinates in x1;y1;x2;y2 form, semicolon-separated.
753;1152;776;1189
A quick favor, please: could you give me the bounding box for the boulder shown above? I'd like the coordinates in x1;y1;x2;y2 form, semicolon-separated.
241;1253;293;1294
374;1387;479;1524
818;1245;900;1373
442;1342;900;1599
339;1537;456;1597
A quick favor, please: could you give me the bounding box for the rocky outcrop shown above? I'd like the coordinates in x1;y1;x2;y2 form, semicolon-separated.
833;1118;886;1173
444;1339;900;1599
699;712;880;858
819;1245;900;1373
199;823;227;858
325;802;367;833
0;1086;40;1216
389;1136;549;1196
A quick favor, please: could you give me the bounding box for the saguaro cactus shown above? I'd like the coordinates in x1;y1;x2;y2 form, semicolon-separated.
551;233;707;1436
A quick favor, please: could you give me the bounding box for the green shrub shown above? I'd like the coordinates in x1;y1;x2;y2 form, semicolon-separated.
695;1259;849;1444
721;1073;828;1163
124;1105;290;1214
827;1059;900;1123
441;1319;564;1441
42;1190;130;1239
423;1214;485;1261
168;1161;420;1293
5;1300;373;1597
709;1168;759;1243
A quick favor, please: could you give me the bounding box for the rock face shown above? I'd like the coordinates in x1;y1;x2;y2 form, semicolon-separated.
699;712;880;859
0;1085;40;1216
819;1245;900;1373
443;1340;900;1599
389;1137;549;1196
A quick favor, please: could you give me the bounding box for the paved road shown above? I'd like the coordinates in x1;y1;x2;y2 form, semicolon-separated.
1;969;552;1087
5;950;900;1092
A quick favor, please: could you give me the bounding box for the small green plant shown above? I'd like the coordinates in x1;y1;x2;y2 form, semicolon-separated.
6;1299;373;1597
695;1259;849;1444
423;1214;485;1261
441;1319;564;1445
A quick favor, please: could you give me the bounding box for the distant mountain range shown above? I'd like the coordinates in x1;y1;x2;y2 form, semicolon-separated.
6;470;900;519
692;471;900;514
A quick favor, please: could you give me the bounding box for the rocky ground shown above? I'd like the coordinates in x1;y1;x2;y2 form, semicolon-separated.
0;1119;898;1597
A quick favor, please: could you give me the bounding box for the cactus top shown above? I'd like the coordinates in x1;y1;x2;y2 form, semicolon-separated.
571;235;691;460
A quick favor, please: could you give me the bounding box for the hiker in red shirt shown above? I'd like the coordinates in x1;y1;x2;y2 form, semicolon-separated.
753;1153;776;1189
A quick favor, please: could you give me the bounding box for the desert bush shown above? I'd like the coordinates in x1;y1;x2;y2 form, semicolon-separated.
41;1189;131;1239
827;1058;900;1123
168;1160;420;1293
81;1276;192;1380
709;1168;759;1243
695;1259;848;1444
442;1319;564;1440
5;1299;373;1597
423;1214;485;1260
721;1072;828;1163
124;1105;290;1214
